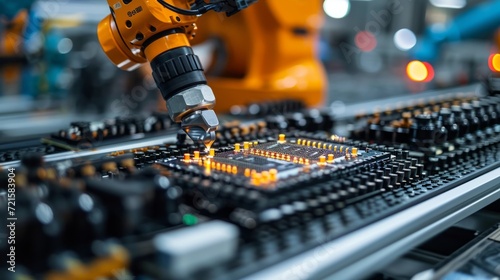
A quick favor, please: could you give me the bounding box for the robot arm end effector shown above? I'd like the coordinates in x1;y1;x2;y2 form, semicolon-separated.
97;0;256;149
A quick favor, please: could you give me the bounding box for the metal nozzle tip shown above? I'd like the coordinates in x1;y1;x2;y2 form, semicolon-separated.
202;132;216;151
184;129;216;150
180;110;218;149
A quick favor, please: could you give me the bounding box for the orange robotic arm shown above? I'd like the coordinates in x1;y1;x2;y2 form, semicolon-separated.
192;0;327;113
97;0;256;148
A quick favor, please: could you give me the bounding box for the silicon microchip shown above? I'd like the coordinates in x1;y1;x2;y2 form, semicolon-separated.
251;140;353;161
213;151;299;173
160;137;383;188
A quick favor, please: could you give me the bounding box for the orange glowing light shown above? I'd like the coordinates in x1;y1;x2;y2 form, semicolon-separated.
422;62;435;82
406;60;434;82
488;54;500;72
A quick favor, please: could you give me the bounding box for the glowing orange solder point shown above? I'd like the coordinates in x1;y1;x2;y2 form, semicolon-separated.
194;151;200;160
312;142;317;148
184;153;191;162
329;144;333;150
318;156;326;166
244;142;250;150
251;173;262;186
232;166;238;174
221;164;226;172
209;148;215;158
235;143;241;152
352;147;358;156
327;154;334;163
307;140;311;146
305;159;310;165
286;155;291;161
269;169;278;181
323;143;327;149
340;146;344;153
334;146;338;152
244;168;251;177
216;163;221;170
261;171;270;184
278;134;286;143
297;139;302;145
254;141;259;147
299;158;304;164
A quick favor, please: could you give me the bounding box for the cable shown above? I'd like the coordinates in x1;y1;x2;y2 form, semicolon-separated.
157;0;218;16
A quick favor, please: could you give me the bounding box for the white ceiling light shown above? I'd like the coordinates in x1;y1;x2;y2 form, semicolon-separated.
323;0;351;19
430;0;466;9
393;28;417;51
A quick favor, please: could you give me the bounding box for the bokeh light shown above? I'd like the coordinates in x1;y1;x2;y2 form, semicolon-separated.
359;52;383;73
355;31;377;52
393;28;417;51
407;60;434;82
323;0;350;19
488;53;500;72
429;0;466;9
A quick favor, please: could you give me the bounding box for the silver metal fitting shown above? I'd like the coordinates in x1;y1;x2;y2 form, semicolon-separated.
165;84;219;149
181;110;219;149
166;84;216;123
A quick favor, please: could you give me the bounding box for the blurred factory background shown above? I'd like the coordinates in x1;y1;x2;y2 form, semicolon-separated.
1;0;499;138
321;0;500;105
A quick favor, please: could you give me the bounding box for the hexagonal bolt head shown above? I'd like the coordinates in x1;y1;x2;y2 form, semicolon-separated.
181;109;219;133
166;85;216;122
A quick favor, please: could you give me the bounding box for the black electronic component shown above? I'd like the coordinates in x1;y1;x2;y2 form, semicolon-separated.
438;108;459;142
42;113;174;151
